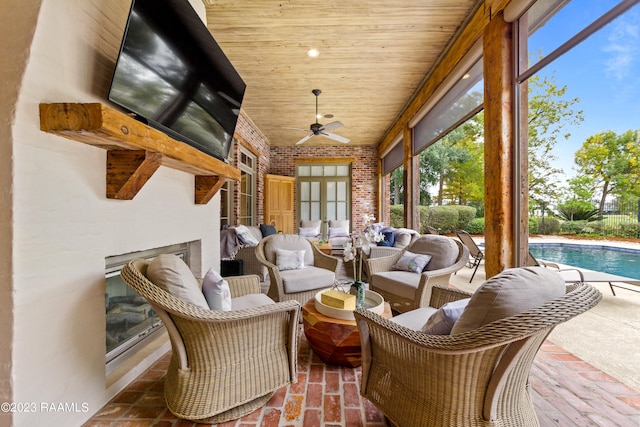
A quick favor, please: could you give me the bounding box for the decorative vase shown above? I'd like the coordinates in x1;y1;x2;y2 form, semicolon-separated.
350;281;366;309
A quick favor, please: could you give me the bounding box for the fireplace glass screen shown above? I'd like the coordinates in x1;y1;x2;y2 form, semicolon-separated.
105;243;191;365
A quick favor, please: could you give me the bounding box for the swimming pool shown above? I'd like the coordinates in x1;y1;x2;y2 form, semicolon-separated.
529;243;640;280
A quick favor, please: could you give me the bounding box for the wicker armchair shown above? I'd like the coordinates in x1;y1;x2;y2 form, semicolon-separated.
367;235;469;313
255;233;338;305
354;281;602;427
120;259;299;424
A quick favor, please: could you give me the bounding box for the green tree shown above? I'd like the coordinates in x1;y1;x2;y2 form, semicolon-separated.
574;129;640;211
527;72;584;206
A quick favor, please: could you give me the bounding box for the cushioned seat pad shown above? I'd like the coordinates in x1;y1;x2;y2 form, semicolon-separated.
390;306;438;331
282;266;335;294
231;293;275;310
372;271;421;299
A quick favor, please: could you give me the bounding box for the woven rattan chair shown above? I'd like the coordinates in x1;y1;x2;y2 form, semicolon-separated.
354;281;602;427
120;259;300;424
255;233;338;305
367;235;469;313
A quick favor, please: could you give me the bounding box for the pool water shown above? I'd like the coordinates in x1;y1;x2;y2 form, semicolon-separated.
529;244;640;280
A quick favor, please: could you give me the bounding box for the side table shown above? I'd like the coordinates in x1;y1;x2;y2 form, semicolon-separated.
301;297;392;367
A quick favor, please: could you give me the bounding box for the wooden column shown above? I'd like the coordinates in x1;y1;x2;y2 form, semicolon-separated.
403;126;419;230
483;12;515;278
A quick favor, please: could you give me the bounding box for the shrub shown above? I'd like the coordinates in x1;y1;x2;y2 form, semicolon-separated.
618;222;640;238
529;218;539;234
389;205;404;228
556;200;601;222
560;220;588;235
427;206;459;234
467;218;485;234
450;205;477;230
531;216;560;234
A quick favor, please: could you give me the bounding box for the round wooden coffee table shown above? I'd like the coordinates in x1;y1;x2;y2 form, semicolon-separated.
301;297;392;367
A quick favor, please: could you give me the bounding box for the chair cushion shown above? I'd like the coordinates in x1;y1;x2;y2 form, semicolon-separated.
264;234;314;266
281;266;335;294
299;220;321;238
392;251;432;273
231;293;275;310
328;226;350;239
422;298;470;334
329;219;350;229
146;254;209;309
260;223;277;237
409;235;459;271
451;266;566;335
276;248;306;271
372;271;421;300
392;228;417;248
202;268;232;311
390;306;438;331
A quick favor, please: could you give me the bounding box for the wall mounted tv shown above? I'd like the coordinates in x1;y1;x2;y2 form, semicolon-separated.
108;0;246;162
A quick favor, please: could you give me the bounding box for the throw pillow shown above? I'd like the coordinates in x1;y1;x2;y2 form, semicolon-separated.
276;248;306;271
328;226;350;239
202;268;232;311
422;298;470;334
392;251;432;273
299;227;320;238
451;266;566;335
377;229;395;247
235;225;259;246
146;254;209;309
260;223;277;237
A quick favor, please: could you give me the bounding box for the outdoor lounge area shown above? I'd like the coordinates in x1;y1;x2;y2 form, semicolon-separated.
82;249;640;426
4;1;640;427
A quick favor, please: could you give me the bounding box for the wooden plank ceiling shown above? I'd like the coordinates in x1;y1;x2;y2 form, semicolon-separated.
203;0;480;147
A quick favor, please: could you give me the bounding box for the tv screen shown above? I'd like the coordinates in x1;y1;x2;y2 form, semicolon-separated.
108;0;245;162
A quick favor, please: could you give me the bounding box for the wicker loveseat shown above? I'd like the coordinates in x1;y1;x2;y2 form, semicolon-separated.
120;258;299;423
354;267;602;427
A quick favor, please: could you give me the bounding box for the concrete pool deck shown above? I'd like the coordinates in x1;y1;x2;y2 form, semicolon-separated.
449;235;640;393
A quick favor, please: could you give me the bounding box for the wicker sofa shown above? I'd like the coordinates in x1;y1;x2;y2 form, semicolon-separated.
355;267;602;427
120;257;299;423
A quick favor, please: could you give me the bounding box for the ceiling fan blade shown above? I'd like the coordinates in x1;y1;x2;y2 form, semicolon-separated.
320;132;350;143
282;126;310;132
295;133;315;145
320;121;343;131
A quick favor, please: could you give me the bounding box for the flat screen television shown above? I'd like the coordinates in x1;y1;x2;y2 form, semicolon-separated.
108;0;245;162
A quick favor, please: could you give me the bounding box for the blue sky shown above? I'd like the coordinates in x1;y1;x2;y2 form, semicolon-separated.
529;0;640;178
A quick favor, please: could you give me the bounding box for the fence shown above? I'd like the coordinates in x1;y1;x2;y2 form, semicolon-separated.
536;200;640;238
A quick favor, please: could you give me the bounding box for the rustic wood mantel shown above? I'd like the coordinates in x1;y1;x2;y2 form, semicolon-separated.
39;102;240;204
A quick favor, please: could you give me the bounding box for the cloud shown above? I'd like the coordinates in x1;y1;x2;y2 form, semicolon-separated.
603;11;640;80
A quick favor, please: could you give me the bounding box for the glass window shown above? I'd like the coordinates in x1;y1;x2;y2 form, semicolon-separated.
237;147;257;225
517;0;640;238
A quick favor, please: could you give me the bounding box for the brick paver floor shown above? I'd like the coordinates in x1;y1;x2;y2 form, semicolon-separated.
84;328;640;427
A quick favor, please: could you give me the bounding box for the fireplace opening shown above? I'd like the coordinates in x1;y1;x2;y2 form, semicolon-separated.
105;242;193;372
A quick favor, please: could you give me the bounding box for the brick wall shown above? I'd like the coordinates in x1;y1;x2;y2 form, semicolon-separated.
269;145;378;232
232;114;271;224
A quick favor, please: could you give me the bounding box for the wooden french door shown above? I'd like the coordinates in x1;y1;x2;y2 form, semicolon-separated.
297;163;351;237
264;174;295;233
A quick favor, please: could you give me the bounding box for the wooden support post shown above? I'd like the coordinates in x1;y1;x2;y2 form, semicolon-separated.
483;12;515;278
106;150;162;200
403;126;420;230
195;175;225;205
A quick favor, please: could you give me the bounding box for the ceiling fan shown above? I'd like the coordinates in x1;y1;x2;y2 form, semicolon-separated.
286;89;350;145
